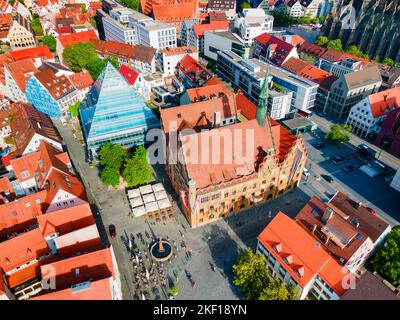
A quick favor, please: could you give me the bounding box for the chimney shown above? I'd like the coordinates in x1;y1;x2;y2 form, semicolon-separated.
322;207;334;222
214;111;221;128
325;235;330;245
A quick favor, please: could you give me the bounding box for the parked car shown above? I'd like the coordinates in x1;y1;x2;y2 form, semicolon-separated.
314;142;327;149
366;207;377;215
303;167;311;177
321;174;334;183
342;165;355;173
331;154;347;165
60;117;67;126
109;224;116;238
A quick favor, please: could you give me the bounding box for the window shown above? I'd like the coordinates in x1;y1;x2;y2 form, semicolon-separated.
21;170;30;179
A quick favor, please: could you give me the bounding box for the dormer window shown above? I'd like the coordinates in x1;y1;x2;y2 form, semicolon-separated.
273;243;282;253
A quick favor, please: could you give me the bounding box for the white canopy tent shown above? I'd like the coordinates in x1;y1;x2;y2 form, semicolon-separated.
139;185;153;195
152;183;165;193
157;198;172;210
154;190;168;201
142;193;156;204
128;188;141;199
145;201;159;213
132;206;146;217
130;197;143;208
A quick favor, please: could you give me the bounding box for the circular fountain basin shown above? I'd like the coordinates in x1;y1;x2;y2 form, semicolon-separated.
150;239;173;262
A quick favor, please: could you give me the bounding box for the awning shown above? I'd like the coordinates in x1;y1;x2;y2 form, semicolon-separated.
154;190;168;200
132;206;146;217
130;197;143;208
142;193;156;203
157;198;172;209
152;183;165;193
128;188;141;199
139;185;153;195
145;201;159;213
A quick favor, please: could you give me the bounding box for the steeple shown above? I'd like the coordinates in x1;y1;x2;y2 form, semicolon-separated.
256;71;270;127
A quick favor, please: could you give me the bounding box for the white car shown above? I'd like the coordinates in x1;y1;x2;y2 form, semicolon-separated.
60;117;67;126
303;168;311;177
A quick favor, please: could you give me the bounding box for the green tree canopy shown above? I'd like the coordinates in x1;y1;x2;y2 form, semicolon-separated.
86;57;107;80
106;56;120;70
100;166;120;187
346;45;369;59
119;0;140;11
315;36;329;47
62;42;99;72
259;277;298;300
324;124;352;143
122;146;153;187
240;1;252;10
81;5;87;13
98;143;128;172
327;39;343;52
68;100;81;117
382;57;395;67
372;226;400;286
232;248;270;299
42;35;56;52
31;14;43;36
90;16;98;30
270;10;293;26
169;284;180;297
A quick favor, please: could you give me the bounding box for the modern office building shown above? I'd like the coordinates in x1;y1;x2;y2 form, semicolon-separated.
216;50;318;112
204;31;250;61
79;63;160;160
234;8;274;45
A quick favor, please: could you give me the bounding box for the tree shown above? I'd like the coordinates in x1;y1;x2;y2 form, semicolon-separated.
31;14;43;36
90;16;98;30
396;62;400;68
169;284;180;297
240;1;252;10
315;36;329;47
42;35;56;52
382;57;395;67
259;277;298;300
374;56;380;63
371;226;400;286
327;39;343;52
62;42;99;72
68;100;81;117
324;124;352;143
119;0;140;11
86;57;107;80
81;5;87;13
106;56;120;70
98;143;128;172
346;45;369;59
270;10;293;26
122;146;153;187
100;166;120;187
232;248;270;299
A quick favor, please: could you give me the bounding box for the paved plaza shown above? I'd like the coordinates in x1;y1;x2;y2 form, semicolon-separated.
52;116;399;300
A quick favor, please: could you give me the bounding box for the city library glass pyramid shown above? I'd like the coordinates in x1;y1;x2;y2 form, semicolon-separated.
79;62;160;158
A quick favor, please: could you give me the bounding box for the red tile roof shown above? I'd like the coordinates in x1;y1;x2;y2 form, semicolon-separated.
140;0;197;15
119;64;139;86
58;30;98;48
160;46;197;56
0;176;14;203
68;69;93;90
258;212;348;296
6;58;38;92
38;246;116;291
30;277;113;300
37;203;94;237
34;67;75;101
55;26;73;36
177;54;213;85
254;33;296;65
9;46;53;61
193;21;229;38
276;34;305;47
297;41;327;59
152;2;197;22
10;151;40;182
236;91;257;120
91;39;134;59
0;13;12;26
0;52;15;85
367;86;400;118
282;57;333;85
185;83;232;102
0;190;47;232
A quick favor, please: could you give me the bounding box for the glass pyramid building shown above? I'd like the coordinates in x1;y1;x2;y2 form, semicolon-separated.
79;62;160;159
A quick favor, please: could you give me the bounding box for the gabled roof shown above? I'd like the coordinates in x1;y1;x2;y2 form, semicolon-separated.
297;41;327;59
282;57;333;85
119;64;139;86
160;46;197;56
10;151;41;182
68;69;93;90
0;176;14;203
208;0;235;10
193;21;229;39
152;2;197;22
33;67;75;100
343;66;382;90
58;30;98;48
367;86;400;118
258;212;347;296
53;224;101;254
6;59;38;92
132;44;157;65
37;203;94;237
254;33;296;65
9;46;53;61
91;39;134;59
185;83;232;102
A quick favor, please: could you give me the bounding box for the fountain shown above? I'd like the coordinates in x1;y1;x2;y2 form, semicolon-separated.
150;238;173;262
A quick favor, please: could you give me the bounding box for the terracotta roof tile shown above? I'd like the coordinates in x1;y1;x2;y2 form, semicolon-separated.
34;68;75;101
58;30;98;47
152;2;197;22
367;86;400;118
9;46;53;61
193;21;229;38
68;69;93;90
6;58;37;92
119;65;139;86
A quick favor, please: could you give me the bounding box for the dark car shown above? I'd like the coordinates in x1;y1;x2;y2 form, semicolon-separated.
314;142;327;149
342;165;355;173
109;224;116;238
331;154;347;165
321;174;334;183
